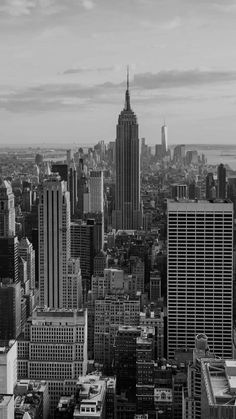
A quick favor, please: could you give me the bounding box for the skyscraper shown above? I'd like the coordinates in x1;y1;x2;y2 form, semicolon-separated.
217;163;227;199
89;170;103;213
167;199;233;359
113;71;142;230
161;124;168;154
0;178;15;237
38;174;70;308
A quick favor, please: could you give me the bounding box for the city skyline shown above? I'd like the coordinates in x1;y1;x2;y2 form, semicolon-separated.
1;0;236;145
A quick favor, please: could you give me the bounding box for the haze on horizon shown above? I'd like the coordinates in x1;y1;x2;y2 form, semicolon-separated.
1;0;236;146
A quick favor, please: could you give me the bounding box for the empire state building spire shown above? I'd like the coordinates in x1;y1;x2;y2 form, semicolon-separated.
124;66;131;111
113;69;142;230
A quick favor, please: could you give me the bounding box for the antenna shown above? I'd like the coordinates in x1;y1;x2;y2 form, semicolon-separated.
127;65;129;91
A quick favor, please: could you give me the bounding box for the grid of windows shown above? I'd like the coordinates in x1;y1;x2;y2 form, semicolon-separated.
167;201;233;359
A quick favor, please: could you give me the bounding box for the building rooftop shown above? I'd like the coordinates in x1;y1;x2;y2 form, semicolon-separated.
74;375;106;417
201;359;236;406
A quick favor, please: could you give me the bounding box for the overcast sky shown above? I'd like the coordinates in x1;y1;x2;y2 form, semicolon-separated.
1;0;236;146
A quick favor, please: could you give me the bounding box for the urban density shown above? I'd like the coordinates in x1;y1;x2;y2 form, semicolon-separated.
1;73;236;419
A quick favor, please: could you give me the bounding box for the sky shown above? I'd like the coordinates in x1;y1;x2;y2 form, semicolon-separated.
1;0;236;146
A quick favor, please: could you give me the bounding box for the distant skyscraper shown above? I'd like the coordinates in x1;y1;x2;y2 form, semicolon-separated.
89;170;103;213
217;163;227;199
113;70;142;230
38;174;70;308
161;124;168;154
167;200;233;359
0;178;15;237
205;172;216;200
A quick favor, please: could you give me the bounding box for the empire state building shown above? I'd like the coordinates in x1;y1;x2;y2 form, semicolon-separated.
112;72;142;230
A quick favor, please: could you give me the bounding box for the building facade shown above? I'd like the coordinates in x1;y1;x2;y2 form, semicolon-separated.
113;73;142;230
38;174;70;308
167;200;233;359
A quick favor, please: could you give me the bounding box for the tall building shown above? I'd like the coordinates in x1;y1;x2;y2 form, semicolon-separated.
217;163;227;199
17;307;87;415
18;237;35;290
0;236;19;282
167;200;233;359
89;170;103;213
0;280;21;340
205;172;216;200
161;124;168;154
38;174;70;308
0;178;15;237
113;71;142;230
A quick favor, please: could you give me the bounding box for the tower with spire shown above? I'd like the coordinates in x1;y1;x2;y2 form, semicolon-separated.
112;69;142;230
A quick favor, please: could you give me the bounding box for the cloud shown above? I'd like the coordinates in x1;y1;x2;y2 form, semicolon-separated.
133;69;236;89
213;2;236;13
1;69;236;113
81;0;94;10
0;0;36;16
0;0;95;16
62;66;115;75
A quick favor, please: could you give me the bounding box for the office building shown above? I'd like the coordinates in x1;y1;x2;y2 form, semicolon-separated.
167;200;233;359
18;237;35;290
187;333;214;419
217;163;227;199
173;144;185;163
38;174;70;308
201;359;236;419
171;184;188;200
114;325;141;395
113;71;142;230
94;295;140;370
161;124;168;154
0;236;19;283
17;307;87;415
0;178;15;237
67;258;83;310
0;340;17;394
205;172;216;200
0;281;21;340
71;219;95;296
89;170;103;213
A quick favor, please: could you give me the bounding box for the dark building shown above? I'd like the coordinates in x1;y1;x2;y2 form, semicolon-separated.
0;236;19;282
114;326;141;397
113;71;142;230
52;163;68;182
0;279;21;340
217;163;227;199
205;172;216;200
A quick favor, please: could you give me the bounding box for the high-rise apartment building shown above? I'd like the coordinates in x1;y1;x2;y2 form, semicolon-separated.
38;174;70;308
113;72;142;230
167;199;233;359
